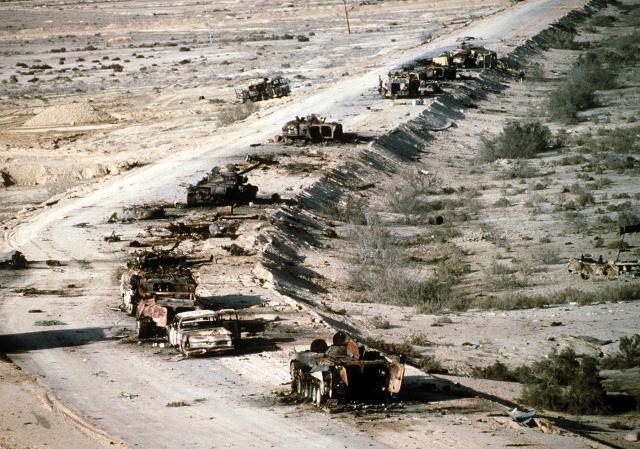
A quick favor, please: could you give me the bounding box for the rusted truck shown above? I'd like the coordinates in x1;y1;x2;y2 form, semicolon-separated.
290;331;405;406
135;294;197;339
282;115;343;143
186;165;258;207
168;309;240;356
235;77;290;103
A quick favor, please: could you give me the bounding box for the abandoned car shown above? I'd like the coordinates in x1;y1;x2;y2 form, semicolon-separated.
290;331;405;406
168;309;240;356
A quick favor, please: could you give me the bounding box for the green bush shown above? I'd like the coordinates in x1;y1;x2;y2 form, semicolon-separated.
549;56;616;123
480;121;551;162
520;348;607;414
600;334;640;370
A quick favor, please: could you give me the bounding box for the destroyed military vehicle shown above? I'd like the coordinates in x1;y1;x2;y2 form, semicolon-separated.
568;255;640;279
135;291;197;339
120;247;198;316
282;115;343;143
290;331;405;406
236;77;290;103
449;44;497;69
568;223;640;279
168;309;240;356
378;70;443;99
186;165;258;207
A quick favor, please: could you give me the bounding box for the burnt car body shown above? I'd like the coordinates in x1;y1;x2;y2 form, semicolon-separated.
290;332;405;406
186;165;258;207
236;77;290;103
168;309;240;356
282;115;343;143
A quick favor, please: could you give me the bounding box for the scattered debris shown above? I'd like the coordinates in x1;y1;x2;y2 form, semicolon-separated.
509;407;536;426
104;231;121;242
222;243;253;256
34;320;68;326
117;204;166;222
0;250;28;269
119;392;139;400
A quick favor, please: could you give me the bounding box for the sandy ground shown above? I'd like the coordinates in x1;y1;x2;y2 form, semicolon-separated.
3;1;637;449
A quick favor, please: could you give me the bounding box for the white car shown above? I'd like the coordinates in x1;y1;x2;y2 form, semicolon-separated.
168;310;239;357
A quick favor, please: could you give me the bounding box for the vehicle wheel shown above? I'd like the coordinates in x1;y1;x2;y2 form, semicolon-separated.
296;375;303;395
313;384;322;407
136;319;151;339
179;339;189;357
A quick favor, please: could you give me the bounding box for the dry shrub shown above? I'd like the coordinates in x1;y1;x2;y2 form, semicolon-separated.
218;101;258;126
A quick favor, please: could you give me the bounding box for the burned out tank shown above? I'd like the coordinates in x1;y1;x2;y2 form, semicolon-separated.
236;77;290;103
290;331;405;406
282;114;343;143
186;165;258;207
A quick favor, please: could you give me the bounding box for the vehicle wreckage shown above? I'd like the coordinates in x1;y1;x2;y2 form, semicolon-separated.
290;331;405;406
235;77;290;103
120;246;200;318
378;69;443;99
568;223;640;279
186;165;258;207
434;40;497;70
282;115;344;143
568;255;639;279
168;309;240;356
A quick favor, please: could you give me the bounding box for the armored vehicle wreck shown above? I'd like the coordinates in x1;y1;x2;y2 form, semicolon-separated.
186;165;258;207
236;77;290;103
282;115;343;143
168;309;240;356
290;331;405;406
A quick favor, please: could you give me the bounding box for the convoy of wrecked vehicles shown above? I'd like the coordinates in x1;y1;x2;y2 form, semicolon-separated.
108;41;507;404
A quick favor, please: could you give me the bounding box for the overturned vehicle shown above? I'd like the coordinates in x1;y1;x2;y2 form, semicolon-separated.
282;115;343;143
235;77;290;103
186;165;258;207
290;332;405;406
168;309;240;356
